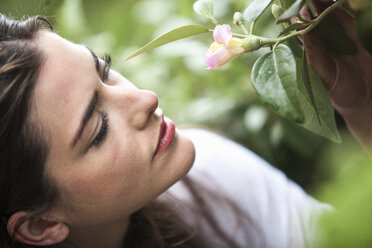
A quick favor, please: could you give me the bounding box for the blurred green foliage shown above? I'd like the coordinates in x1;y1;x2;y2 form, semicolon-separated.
1;0;372;244
1;0;371;186
2;0;306;186
316;137;372;247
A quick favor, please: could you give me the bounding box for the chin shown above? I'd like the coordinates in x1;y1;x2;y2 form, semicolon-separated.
159;130;195;190
176;130;195;177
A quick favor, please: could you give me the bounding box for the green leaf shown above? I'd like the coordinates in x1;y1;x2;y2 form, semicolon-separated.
313;16;357;55
285;0;296;7
278;22;303;36
123;25;209;62
302;42;320;124
251;44;304;123
279;0;295;9
277;0;306;22
279;0;288;9
295;58;341;143
193;0;214;19
243;0;273;22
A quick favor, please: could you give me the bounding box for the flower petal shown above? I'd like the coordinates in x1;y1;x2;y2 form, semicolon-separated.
227;38;245;54
213;24;232;46
205;41;225;56
205;46;234;70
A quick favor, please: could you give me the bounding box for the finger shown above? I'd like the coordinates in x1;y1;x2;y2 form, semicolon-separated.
309;0;331;15
309;0;362;56
310;0;354;28
300;5;336;89
303;32;337;91
309;0;353;15
292;6;313;46
299;4;314;20
325;55;369;113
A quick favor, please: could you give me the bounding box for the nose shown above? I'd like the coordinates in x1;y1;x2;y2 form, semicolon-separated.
133;89;159;130
106;87;159;130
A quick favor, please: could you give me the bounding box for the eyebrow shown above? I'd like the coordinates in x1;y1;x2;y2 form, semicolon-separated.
71;90;98;148
70;45;101;149
84;45;100;74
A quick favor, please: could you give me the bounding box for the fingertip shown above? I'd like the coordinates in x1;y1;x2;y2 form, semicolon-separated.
299;5;313;20
303;32;337;90
309;0;330;15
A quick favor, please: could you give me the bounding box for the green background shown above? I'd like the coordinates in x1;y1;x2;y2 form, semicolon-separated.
1;0;372;246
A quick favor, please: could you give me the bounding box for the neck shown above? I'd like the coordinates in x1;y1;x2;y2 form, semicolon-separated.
56;217;129;248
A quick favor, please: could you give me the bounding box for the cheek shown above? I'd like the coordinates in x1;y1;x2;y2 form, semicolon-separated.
56;143;150;221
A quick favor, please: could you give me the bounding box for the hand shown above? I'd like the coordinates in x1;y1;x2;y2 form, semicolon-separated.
301;0;372;149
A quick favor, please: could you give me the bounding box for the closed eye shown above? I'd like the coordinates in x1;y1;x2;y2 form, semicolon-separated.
90;111;109;148
103;54;111;81
89;54;111;149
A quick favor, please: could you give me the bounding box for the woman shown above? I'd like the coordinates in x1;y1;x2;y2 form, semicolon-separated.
1;0;371;247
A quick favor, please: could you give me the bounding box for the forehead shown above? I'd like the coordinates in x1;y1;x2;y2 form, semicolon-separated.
32;31;96;155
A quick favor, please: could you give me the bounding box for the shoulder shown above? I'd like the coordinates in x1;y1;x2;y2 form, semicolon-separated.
179;128;290;189
168;128;331;247
180;128;270;169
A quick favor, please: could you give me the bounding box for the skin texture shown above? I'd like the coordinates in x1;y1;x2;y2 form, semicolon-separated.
26;30;195;248
8;2;371;246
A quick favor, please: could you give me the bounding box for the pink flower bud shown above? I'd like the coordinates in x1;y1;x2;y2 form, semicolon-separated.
205;25;245;70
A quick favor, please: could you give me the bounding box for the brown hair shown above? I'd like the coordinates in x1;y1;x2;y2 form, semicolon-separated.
124;176;261;248
0;14;260;248
0;14;61;248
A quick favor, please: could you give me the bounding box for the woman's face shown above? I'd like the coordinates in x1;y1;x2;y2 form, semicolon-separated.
32;31;195;228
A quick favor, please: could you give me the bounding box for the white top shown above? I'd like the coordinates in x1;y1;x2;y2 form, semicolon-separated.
162;129;331;248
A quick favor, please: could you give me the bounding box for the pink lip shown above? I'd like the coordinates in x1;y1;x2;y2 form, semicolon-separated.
153;114;175;159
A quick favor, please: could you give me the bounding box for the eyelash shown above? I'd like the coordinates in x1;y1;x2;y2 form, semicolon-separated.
88;54;111;149
103;54;112;81
90;112;109;148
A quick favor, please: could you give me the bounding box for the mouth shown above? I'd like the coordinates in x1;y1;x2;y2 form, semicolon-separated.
153;114;175;159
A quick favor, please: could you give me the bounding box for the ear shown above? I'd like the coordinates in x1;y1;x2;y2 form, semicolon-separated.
7;211;69;246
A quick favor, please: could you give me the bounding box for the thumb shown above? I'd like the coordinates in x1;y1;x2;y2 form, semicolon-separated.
300;6;337;90
304;32;337;91
310;0;359;44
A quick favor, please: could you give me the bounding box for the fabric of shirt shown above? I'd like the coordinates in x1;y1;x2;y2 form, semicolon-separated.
163;129;331;248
